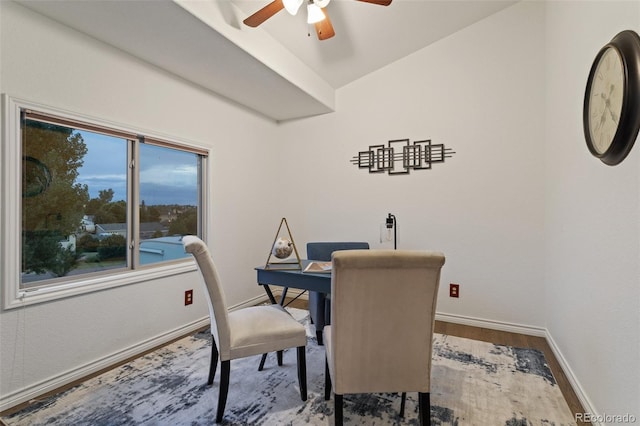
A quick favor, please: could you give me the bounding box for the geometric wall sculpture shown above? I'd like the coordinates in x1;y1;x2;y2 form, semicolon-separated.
350;139;455;175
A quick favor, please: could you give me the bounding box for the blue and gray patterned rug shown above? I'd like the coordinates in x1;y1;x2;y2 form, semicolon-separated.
3;309;576;425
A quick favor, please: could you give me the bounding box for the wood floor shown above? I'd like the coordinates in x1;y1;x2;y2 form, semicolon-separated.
287;297;589;426
2;297;589;425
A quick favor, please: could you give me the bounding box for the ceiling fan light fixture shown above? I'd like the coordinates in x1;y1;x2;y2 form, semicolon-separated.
283;0;303;15
307;3;325;23
313;0;331;8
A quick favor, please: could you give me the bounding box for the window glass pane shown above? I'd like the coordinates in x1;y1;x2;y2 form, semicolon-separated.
138;143;198;265
16;104;206;301
21;119;128;288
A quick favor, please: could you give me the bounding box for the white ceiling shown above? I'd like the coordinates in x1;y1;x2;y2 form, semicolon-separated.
233;0;517;88
17;0;517;121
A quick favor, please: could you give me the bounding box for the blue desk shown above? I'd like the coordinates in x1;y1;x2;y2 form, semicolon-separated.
255;260;331;305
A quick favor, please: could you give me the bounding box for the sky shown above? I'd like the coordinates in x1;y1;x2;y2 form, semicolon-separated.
76;131;198;206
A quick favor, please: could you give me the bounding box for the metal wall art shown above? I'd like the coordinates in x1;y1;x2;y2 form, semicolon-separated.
350;139;455;175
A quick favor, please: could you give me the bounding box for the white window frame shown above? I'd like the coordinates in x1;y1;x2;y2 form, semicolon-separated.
1;95;208;309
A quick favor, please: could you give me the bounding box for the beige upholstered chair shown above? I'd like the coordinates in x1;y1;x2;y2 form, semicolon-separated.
306;242;370;345
182;236;307;423
323;250;445;426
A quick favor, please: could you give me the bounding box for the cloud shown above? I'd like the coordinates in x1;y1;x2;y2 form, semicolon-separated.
75;130;199;205
140;164;197;188
140;182;197;206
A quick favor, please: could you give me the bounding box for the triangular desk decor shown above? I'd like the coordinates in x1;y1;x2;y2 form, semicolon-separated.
265;218;302;270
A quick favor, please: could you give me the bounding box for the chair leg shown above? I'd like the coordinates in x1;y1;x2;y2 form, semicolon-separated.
296;346;307;401
258;353;267;371
216;360;231;423
334;393;343;426
400;392;406;417
324;358;332;400
418;392;431;426
208;336;219;385
324;358;341;425
258;350;283;372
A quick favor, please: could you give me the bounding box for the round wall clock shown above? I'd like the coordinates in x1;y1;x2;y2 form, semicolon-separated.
583;30;640;166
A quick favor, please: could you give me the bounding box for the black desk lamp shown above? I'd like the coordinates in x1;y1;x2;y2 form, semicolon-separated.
385;213;397;250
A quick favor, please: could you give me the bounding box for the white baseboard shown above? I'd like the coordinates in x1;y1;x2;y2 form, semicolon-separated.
230;289;308;310
435;311;547;337
3;299;596;425
0;317;209;413
544;331;600;426
436;310;598;425
1;290;309;413
228;293;271;310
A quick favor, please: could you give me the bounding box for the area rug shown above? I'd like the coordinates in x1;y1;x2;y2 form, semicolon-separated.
2;309;576;425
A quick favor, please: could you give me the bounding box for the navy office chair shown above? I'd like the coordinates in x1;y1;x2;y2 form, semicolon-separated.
306;242;369;344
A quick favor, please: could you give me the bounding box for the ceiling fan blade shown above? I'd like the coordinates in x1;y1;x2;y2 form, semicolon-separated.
243;0;285;27
355;0;392;5
315;9;335;40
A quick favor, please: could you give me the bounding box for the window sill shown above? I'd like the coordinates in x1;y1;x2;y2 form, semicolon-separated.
5;260;197;310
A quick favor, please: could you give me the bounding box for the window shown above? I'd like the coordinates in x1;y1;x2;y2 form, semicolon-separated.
138;143;201;267
2;96;208;307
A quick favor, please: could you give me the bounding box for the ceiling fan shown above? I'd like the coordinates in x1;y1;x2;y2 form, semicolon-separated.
242;0;392;41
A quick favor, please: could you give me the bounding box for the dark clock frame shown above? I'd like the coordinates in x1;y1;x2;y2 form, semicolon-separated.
583;30;640;166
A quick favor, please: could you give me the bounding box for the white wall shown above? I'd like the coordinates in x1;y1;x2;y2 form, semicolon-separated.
544;0;640;420
280;1;547;329
2;0;638;420
280;0;640;419
0;0;283;409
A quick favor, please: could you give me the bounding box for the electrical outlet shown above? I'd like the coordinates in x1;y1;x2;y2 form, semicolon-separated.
449;283;459;298
184;289;193;306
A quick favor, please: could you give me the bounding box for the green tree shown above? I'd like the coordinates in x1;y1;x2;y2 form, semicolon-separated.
22;231;63;274
93;200;126;224
77;234;100;253
86;188;114;216
86;189;127;224
168;207;197;235
98;188;115;204
97;234;126;260
22;121;89;274
49;247;80;277
140;200;161;223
